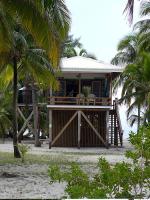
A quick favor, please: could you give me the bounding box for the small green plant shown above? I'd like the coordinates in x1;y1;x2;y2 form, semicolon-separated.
17;143;30;163
82;86;91;97
48;125;150;198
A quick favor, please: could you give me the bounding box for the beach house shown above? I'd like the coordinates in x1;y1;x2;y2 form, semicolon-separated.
47;56;123;148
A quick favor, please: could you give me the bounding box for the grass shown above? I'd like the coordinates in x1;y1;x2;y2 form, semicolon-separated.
0;151;71;165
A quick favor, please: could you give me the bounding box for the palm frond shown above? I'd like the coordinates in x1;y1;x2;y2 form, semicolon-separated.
123;0;134;24
1;0;70;66
140;1;150;16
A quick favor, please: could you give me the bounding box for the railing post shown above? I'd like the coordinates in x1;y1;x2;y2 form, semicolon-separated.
106;110;109;148
78;111;81;149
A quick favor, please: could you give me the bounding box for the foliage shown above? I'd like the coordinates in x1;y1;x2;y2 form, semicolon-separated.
0;107;11;138
0;0;70;157
82;86;91;97
48;125;150;199
126;126;150;165
0;89;12;138
17;143;30;163
63;35;97;59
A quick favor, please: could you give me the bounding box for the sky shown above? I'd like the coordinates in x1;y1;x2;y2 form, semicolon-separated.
66;0;140;63
65;0;141;138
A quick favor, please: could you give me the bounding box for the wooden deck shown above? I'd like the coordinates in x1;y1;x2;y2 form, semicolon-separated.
47;104;112;110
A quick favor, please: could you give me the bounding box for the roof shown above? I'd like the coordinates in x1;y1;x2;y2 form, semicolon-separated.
60;56;123;73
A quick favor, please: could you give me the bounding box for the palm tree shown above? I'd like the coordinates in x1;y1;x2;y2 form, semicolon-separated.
63;35;82;58
0;0;70;157
124;0;135;24
1;28;60;148
133;1;150;51
63;35;97;59
111;33;147;129
111;33;140;66
18;31;59;147
0;78;13;141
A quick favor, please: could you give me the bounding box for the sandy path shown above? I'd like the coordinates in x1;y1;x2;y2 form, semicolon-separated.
0;140;133;164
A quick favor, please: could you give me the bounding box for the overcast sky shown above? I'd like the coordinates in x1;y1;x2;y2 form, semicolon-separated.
66;0;140;63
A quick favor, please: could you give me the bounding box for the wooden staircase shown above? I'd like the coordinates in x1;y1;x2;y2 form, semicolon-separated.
109;99;123;147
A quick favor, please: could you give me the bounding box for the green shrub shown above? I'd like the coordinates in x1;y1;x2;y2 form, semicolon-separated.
48;125;150;198
17;143;30;163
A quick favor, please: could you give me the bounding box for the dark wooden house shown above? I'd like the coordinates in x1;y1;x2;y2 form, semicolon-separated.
47;56;123;148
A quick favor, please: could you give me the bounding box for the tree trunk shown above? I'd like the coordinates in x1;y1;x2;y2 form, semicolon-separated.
32;83;41;147
13;57;21;158
137;103;141;131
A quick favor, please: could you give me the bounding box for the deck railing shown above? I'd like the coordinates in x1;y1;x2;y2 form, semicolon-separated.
49;96;111;106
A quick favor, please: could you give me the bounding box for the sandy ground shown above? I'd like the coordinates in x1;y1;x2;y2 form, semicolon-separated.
0;139;133;199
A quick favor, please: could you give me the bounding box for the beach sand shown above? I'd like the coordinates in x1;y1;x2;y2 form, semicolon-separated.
0;139;133;199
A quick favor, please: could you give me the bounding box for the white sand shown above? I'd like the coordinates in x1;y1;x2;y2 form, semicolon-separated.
0;139;133;199
0;164;66;199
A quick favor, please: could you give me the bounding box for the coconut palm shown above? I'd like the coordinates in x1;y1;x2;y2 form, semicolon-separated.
111;33;140;66
0;0;70;157
63;35;97;59
0;84;12;140
111;33;149;129
133;1;150;51
0;27;60;149
124;0;135;24
63;35;82;57
0;0;70;65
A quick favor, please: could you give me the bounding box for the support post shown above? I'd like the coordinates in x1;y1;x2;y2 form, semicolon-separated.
79;78;81;94
49;109;52;149
32;84;41;147
48;87;53;149
78;111;81;149
106;110;109;148
111;113;113;144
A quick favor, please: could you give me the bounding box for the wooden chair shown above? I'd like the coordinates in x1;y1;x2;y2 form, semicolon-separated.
87;94;96;105
76;94;85;105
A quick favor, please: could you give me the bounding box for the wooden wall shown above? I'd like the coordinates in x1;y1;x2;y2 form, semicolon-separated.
52;110;106;147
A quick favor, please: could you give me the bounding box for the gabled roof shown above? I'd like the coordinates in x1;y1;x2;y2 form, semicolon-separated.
60;56;123;73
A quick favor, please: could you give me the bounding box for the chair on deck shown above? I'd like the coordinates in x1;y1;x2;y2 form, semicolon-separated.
87;94;96;105
76;93;85;105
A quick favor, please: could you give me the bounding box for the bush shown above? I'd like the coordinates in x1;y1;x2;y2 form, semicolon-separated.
17;143;30;163
48;125;150;199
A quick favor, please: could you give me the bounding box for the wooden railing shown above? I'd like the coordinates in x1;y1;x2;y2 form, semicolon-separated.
48;96;111;106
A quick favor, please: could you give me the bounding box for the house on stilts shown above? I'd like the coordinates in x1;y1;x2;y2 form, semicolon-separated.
47;56;123;148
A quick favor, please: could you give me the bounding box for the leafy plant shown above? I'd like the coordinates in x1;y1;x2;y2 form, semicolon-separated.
17;143;30;163
48;125;150;199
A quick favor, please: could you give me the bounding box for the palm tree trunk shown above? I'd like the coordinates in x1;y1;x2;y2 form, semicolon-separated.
13;56;21;158
137;103;141;131
32;83;41;147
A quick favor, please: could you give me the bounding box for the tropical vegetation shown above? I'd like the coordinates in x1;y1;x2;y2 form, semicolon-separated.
48;125;150;199
112;0;150;129
0;0;70;157
63;35;97;59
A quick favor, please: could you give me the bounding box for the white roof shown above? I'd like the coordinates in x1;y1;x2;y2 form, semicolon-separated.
60;56;123;73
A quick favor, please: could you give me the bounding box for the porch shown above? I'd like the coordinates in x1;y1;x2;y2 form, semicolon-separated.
49;96;111;106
